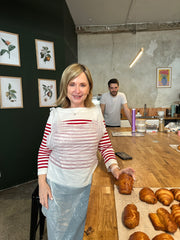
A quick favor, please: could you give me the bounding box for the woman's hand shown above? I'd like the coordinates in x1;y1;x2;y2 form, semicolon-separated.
38;174;53;209
110;165;135;180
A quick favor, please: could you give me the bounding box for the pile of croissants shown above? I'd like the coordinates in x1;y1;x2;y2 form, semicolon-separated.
118;173;180;240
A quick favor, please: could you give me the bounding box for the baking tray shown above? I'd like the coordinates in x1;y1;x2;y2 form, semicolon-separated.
114;186;180;240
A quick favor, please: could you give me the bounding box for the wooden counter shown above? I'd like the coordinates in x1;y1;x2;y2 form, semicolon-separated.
83;128;180;239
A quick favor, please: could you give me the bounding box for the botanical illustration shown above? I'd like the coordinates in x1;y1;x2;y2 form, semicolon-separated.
35;39;55;70
38;79;57;107
0;76;23;109
0;38;16;59
40;46;51;63
42;83;53;102
0;31;20;66
6;83;17;102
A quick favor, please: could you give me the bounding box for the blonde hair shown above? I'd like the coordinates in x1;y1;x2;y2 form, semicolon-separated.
56;63;94;108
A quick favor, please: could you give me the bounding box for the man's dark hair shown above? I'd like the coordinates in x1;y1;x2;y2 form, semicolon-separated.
108;78;119;87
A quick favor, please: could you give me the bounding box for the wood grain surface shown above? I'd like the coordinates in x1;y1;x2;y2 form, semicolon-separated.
83;128;180;240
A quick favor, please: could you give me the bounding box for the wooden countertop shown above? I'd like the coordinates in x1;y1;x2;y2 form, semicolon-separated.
83;128;180;240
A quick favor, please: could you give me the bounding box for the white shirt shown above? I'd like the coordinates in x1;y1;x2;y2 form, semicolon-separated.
100;92;127;126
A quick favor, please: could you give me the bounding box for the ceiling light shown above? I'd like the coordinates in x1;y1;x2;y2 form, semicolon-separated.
129;47;144;68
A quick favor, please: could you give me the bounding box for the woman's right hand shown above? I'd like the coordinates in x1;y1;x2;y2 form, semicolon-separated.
38;174;53;209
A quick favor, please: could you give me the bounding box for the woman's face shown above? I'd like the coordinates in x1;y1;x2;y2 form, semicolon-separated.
67;72;90;108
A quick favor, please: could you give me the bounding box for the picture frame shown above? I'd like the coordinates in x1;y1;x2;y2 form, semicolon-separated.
35;39;56;70
38;79;57;107
0;76;23;109
156;67;172;88
0;30;21;66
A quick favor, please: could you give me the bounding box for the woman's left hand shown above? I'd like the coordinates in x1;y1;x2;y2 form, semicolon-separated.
111;166;135;180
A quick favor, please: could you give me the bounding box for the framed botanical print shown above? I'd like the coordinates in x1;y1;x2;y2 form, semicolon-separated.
0;30;21;66
156;67;172;88
35;39;56;70
0;76;23;109
38;79;57;107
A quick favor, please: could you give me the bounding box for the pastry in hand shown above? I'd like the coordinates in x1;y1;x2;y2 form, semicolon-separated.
122;204;139;229
128;231;150;240
170;188;180;201
155;188;174;206
118;173;134;194
152;233;174;240
139;187;157;204
170;203;180;227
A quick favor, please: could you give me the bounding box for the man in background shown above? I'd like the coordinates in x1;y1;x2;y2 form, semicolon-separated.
100;78;132;127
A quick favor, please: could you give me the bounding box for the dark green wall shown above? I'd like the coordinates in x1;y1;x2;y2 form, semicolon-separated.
0;0;77;190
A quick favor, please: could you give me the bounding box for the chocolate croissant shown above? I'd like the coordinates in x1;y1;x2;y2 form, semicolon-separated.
139;187;157;204
149;207;177;233
122;204;139;229
170;203;180;227
152;233;174;240
118;173;134;194
128;231;150;240
155;188;174;206
170;188;180;201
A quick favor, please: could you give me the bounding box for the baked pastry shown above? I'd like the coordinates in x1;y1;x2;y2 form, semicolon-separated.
128;231;150;240
170;188;180;201
118;173;134;194
157;208;177;233
152;233;174;240
170;203;180;227
122;204;139;229
149;213;166;231
139;187;157;204
155;188;174;206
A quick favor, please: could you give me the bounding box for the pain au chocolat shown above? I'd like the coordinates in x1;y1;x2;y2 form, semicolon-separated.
118;173;134;194
139;187;157;204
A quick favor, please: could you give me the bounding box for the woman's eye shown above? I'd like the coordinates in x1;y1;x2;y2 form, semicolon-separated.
69;82;75;86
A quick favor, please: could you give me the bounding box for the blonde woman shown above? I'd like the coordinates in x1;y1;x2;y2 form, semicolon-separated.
38;63;135;240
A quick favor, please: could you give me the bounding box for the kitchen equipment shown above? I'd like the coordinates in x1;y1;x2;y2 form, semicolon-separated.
157;111;165;117
159;118;164;132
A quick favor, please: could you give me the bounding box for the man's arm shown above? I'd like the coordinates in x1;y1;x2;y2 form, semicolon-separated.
123;103;132;126
100;103;105;116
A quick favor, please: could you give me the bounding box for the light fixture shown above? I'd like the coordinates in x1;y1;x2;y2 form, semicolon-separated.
129;47;144;68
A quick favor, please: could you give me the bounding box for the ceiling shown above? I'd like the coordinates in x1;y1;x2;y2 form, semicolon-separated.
65;0;180;33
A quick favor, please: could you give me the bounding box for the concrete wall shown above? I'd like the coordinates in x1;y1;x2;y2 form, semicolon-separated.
78;30;180;109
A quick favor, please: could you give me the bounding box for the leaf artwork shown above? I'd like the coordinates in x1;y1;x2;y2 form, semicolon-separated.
6;83;17;102
42;84;53;102
40;46;51;63
0;38;16;59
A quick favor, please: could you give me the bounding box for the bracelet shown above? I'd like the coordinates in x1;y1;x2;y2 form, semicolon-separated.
110;165;120;173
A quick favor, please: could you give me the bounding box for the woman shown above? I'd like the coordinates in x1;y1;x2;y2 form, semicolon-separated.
38;63;135;240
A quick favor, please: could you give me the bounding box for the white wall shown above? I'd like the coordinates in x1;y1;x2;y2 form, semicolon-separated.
78;30;180;108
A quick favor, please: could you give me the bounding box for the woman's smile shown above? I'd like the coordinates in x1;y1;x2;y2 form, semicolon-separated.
67;72;90;108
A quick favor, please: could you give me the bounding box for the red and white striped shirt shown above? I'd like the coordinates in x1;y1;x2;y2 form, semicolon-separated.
38;106;117;187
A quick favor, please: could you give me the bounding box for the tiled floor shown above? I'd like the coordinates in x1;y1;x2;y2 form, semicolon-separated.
0;180;47;240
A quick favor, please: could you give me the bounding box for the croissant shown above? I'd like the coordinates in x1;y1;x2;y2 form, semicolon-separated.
155;188;174;206
152;233;174;240
139;187;157;204
118;173;134;194
149;213;166;231
122;204;139;229
170;203;180;227
157;208;177;233
149;208;177;233
170;188;180;201
128;231;150;240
